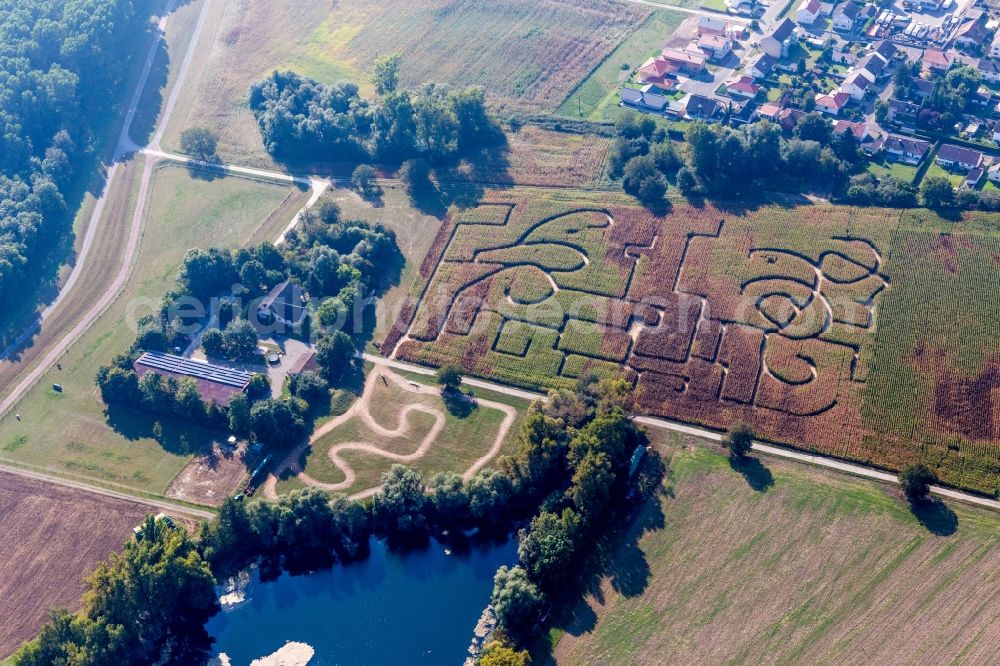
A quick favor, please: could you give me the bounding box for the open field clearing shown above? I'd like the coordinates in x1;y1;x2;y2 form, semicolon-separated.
388;189;1000;495
161;0;648;168
552;440;1000;664
0;165;307;496
503;126;613;188
0;470;157;659
557;9;686;122
272;367;525;498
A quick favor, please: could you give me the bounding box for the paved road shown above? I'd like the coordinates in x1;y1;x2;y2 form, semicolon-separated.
620;0;751;23
367;354;1000;512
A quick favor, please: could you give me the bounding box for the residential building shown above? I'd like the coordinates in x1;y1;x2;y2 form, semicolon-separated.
777;108;806;133
853;52;887;82
833;2;860;31
681;94;721;120
762;18;797;59
841;71;871;99
833;119;870;141
964;167;985;189
697;16;727;36
698;34;733;61
748;53;778;79
918;0;943;9
815;91;850;114
797;0;822;25
724;75;762;98
638;56;674;83
976;58;1000;84
991;33;1000;60
994;123;1000;144
935;143;984;171
728;99;758;125
872;40;896;62
881;133;931;164
257;280;307;333
988;162;1000;183
886;98;920;124
921;48;953;75
621;87;669;112
952;10;989;51
133;352;254;407
288;350;318;377
757;102;783;121
661;48;707;74
726;0;757;15
911;77;935;99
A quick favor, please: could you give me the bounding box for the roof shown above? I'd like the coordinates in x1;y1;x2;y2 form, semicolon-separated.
727;76;761;96
699;34;732;49
798;0;821;13
698;16;727;31
769;18;796;42
662;48;706;66
134;352;254;406
977;58;1000;76
621;87;669;111
937;143;983;165
873;40;896;61
844;72;871;90
834;2;860;19
833;119;867;140
259;281;307;324
288;350;318;376
965;167;984;186
857;52;887;77
684;94;719;117
882;133;931;156
758;102;783;118
954;17;989;44
922;48;953;70
912;77;935;95
817;91;850;109
749;53;777;75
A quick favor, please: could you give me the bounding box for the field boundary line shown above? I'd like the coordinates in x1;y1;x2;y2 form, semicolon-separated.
0;459;215;520
364;353;1000;512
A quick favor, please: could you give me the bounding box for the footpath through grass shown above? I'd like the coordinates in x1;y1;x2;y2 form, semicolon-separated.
551;436;1000;664
0;165;307;496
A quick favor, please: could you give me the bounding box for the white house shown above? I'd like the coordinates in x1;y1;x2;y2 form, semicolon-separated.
991;33;1000;60
797;0;822;25
832;2;860;32
988;162;1000;183
841;72;871;100
762;19;797;59
747;53;778;79
698;34;733;61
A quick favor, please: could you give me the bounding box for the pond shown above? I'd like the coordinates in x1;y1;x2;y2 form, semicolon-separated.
207;536;516;665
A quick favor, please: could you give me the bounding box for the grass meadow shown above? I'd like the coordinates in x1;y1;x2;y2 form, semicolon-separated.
551;433;1000;664
0;165;308;496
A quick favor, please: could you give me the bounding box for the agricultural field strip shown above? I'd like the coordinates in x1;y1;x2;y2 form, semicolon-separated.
0;461;214;521
616;0;751;22
365;353;1000;512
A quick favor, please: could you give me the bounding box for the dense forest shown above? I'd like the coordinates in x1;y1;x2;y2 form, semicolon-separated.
0;0;151;319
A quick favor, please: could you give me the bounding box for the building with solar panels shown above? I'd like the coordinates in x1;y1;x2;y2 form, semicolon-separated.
133;351;255;407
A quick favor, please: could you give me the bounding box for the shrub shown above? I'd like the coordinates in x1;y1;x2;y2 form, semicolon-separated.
900;463;937;503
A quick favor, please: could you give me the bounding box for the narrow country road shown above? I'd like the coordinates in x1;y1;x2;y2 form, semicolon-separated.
618;0;751;23
366;354;1000;513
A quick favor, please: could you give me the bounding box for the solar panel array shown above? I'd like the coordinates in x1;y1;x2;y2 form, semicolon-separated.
135;352;254;388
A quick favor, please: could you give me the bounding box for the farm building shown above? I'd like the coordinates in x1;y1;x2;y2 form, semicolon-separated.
133;351;254;406
257;280;308;333
288;350;318;376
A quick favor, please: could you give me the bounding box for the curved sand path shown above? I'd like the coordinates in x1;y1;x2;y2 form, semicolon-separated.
262;366;517;500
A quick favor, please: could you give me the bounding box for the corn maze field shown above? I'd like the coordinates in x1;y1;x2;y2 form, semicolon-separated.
385;191;1000;495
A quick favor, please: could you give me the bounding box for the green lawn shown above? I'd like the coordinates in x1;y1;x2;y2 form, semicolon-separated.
0;165;308;496
923;161;966;187
699;0;728;10
552;439;1000;664
867;159;919;185
275;370;526;496
557;8;686;122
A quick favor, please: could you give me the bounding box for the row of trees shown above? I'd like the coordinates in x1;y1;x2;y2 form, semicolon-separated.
248;57;505;167
0;0;152;310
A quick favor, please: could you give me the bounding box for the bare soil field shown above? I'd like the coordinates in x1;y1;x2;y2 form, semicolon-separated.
166;440;249;506
0;470;155;658
161;0;647;168
551;439;1000;665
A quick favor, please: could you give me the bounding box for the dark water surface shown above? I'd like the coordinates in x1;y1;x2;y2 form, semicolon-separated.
208;536;516;665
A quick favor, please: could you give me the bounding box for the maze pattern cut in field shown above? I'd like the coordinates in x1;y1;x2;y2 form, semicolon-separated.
387;195;1000;494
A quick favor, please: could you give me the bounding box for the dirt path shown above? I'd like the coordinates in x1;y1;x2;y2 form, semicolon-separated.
262;363;517;501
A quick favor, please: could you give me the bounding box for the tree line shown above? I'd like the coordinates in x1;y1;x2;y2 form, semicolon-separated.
0;0;153;324
248;54;505;169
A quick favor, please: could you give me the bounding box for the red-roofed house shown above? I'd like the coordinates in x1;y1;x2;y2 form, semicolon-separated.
921;49;953;75
661;48;707;74
638;56;676;83
724;75;762;98
833;119;870;141
815;91;850;115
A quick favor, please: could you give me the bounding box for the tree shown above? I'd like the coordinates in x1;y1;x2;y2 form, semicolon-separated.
490;566;545;644
180;126;218;161
351;164;382;201
400;157;434;198
436;364;463;391
372;53;402;96
229;393;250;433
723;423;754;460
371;464;428;536
248;399;307;449
622;155;667;204
201;328;225;357
900;463;937;503
427;471;469;527
478;641;530;666
290;370;329;408
517;508;581;589
569;450;614;518
920;176;955;209
316;330;355;383
794;112;832;145
676;166;698;196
